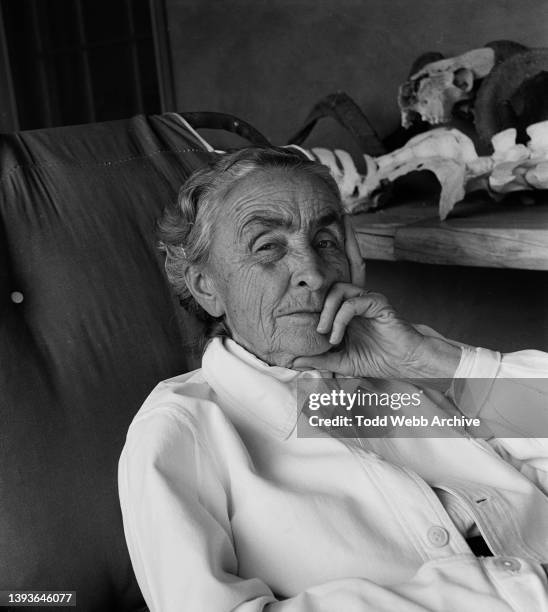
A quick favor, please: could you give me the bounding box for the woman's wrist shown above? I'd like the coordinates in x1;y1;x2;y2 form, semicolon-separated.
405;335;462;381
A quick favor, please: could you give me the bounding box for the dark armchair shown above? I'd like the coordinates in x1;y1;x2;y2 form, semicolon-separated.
0;113;227;611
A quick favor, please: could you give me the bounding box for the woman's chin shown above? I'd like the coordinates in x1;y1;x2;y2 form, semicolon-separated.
285;330;332;359
242;327;333;368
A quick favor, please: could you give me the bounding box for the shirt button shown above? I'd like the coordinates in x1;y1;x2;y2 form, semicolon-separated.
10;291;24;304
494;557;521;573
427;526;450;547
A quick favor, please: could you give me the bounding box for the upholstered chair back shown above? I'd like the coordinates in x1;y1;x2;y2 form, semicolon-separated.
0;114;213;611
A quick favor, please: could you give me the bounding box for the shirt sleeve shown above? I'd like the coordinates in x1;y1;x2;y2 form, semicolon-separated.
448;347;548;493
414;323;548;487
118;404;548;612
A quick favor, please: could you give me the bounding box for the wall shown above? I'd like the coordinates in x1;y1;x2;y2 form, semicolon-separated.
164;0;548;351
164;0;548;144
367;262;548;353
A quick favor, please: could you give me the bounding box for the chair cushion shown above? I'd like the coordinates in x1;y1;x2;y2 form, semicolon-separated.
0;114;213;610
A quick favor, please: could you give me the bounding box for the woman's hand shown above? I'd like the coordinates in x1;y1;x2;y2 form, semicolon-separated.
291;216;462;379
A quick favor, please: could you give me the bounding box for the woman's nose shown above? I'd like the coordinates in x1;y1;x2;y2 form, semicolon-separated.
290;250;326;291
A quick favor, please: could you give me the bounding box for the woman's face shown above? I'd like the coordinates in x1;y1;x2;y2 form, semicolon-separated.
204;167;350;367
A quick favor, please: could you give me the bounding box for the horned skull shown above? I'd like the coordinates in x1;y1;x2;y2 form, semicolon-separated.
398;47;496;127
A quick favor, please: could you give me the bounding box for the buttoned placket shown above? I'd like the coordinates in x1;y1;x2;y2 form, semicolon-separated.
351;442;473;561
296;371;473;561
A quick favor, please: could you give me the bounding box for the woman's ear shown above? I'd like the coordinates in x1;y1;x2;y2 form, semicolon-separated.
184;265;225;318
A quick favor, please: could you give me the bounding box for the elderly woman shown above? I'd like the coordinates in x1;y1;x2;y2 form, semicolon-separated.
118;147;548;611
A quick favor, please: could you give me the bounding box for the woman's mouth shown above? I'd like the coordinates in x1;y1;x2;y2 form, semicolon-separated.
279;310;322;322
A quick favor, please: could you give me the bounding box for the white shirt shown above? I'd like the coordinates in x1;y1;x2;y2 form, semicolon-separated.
118;336;548;611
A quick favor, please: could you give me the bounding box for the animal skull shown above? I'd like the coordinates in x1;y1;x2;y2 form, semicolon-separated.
399;47;496;127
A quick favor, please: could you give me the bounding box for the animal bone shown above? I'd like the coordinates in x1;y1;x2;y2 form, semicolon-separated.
488;123;548;193
376;128;479;168
310;147;370;203
398;48;496;127
298;121;548;220
491;128;529;163
527;121;548;158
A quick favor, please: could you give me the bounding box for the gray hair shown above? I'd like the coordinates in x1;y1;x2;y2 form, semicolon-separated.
157;146;341;336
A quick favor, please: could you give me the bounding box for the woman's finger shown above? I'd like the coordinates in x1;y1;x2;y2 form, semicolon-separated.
329;293;393;345
328;299;364;345
317;282;364;334
344;215;366;289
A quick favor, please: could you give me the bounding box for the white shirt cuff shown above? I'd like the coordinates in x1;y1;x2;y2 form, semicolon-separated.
449;346;502;417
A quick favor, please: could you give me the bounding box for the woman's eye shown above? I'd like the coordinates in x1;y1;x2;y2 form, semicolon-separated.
316;239;337;249
256;242;276;252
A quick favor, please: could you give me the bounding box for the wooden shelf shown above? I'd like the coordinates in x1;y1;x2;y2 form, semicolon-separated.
352;196;548;270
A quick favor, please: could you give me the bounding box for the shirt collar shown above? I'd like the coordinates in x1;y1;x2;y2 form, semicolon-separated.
201;337;331;440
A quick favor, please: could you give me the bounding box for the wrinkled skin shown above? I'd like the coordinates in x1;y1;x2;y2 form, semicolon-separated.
188;167;460;379
204;168;351;367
